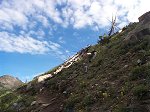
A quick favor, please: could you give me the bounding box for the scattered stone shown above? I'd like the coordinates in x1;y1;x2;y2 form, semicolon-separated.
40;87;44;92
124;65;128;68
11;102;25;111
63;91;67;94
137;59;142;65
31;101;37;106
13;103;18;107
41;103;50;107
95;84;98;86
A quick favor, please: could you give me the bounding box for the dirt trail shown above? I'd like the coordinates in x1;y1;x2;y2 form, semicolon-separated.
36;89;65;112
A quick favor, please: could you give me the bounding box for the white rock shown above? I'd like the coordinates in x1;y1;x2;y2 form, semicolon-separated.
63;91;67;94
42;103;50;107
31;101;36;106
124;65;128;68
38;74;52;83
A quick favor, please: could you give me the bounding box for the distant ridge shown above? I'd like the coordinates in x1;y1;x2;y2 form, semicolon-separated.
0;75;23;89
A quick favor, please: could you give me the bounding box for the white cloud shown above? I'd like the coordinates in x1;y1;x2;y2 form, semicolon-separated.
0;32;64;56
0;8;28;30
36;29;46;39
0;32;49;54
60;0;150;29
35;15;49;27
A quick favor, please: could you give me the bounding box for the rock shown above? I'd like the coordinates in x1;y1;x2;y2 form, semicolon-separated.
124;65;128;68
138;11;150;23
137;59;142;65
95;84;98;86
38;74;52;83
63;91;67;94
13;103;18;107
41;103;50;107
40;87;44;92
11;102;25;111
31;101;37;106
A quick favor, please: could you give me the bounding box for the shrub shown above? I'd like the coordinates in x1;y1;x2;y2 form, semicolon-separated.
46;79;59;91
0;92;18;111
129;66;145;80
82;95;95;106
129;65;150;80
20;95;34;104
65;94;81;109
132;39;148;52
115;107;133;112
132;85;149;100
79;81;87;89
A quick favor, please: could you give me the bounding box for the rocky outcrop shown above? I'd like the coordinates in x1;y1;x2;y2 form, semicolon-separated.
36;46;96;83
38;74;52;83
138;11;150;23
124;11;150;42
0;75;23;89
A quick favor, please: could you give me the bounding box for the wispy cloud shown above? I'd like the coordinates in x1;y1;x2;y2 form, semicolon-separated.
58;36;66;44
0;31;47;54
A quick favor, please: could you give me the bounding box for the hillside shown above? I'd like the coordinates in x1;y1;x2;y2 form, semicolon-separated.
0;11;150;112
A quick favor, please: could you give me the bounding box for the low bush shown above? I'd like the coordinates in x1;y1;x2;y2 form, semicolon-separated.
82;95;95;107
64;94;81;111
132;84;149;100
129;65;150;80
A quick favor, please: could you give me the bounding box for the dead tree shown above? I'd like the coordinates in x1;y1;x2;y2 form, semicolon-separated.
98;15;120;45
108;15;117;36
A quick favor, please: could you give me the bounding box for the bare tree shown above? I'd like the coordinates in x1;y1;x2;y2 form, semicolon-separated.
108;15;116;36
108;15;120;36
98;15;121;44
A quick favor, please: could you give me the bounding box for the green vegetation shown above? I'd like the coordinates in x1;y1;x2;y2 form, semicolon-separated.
130;65;150;80
132;84;149;100
0;90;35;112
82;95;95;106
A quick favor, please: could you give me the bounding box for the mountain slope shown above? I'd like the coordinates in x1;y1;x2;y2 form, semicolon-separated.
0;75;23;90
1;11;150;112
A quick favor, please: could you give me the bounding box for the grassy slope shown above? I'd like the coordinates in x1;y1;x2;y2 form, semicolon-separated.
1;21;150;112
43;22;150;112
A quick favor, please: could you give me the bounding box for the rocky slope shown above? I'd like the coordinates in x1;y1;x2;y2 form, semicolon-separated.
0;11;150;112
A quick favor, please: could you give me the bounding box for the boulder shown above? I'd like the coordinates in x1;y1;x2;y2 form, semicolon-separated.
38;74;52;83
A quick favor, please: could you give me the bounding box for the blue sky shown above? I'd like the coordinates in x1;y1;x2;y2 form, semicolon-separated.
0;0;149;82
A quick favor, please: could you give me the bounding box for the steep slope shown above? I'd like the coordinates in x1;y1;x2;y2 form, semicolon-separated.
1;11;150;112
